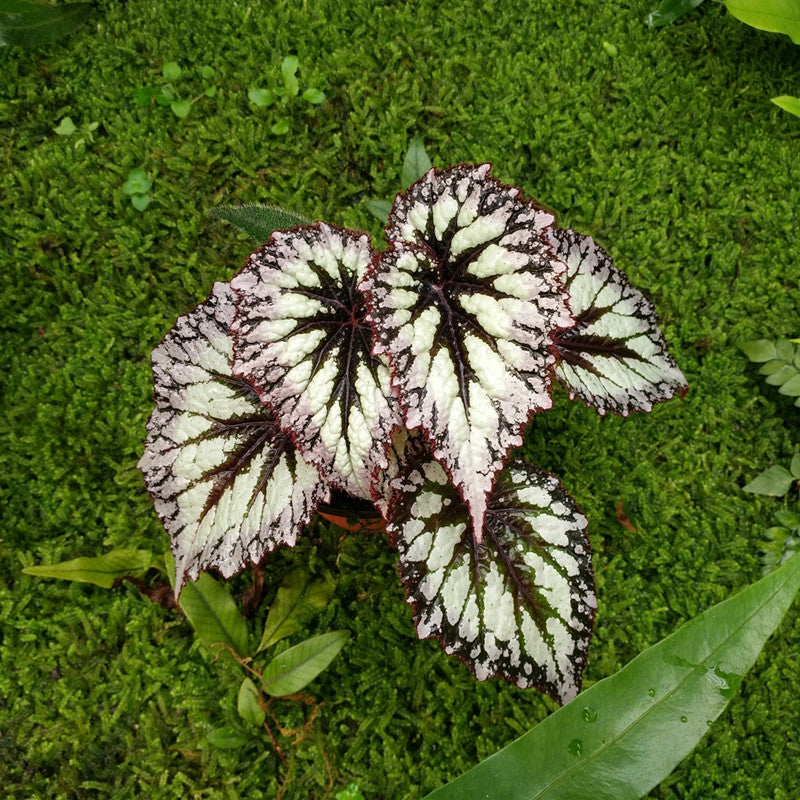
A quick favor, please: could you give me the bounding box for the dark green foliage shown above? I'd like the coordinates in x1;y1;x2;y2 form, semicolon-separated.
645;0;709;28
2;0;800;798
0;0;92;47
425;553;800;799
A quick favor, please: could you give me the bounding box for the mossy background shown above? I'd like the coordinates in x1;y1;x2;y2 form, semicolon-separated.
2;0;799;797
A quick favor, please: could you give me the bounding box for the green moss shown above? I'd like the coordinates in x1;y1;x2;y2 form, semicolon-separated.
2;0;800;797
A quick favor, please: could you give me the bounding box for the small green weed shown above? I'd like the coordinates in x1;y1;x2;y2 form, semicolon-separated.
53;115;99;148
134;61;218;119
122;167;152;211
247;55;326;135
740;337;800;572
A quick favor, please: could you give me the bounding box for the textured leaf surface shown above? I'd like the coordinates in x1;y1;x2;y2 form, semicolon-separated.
550;228;687;415
232;223;403;498
365;164;572;534
178;570;249;665
726;0;800;44
257;568;335;651
22;549;152;589
210;204;308;242
0;0;92;47
423;552;800;800
261;630;350;696
237;677;266;726
389;456;594;703
138;282;329;590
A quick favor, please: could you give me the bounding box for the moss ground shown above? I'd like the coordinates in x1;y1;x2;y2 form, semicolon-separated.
2;0;799;797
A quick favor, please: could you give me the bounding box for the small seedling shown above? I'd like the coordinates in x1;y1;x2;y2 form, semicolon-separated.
247;55;326;135
53;116;99;148
365;136;432;224
122;168;152;211
134;61;218;120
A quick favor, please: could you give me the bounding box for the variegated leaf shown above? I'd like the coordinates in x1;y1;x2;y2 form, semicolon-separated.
371;427;428;518
389;456;595;704
138;282;330;590
550;228;688;415
362;164;573;537
231;223;403;499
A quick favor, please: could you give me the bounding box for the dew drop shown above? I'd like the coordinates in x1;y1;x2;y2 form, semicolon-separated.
680;715;688;723
581;706;598;723
647;688;655;697
568;738;583;756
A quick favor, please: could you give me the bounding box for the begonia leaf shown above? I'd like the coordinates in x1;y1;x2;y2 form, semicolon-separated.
231;223;403;499
364;164;572;537
138;282;330;591
549;228;688;416
388;456;595;704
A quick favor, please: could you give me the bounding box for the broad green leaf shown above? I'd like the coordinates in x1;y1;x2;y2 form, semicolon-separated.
0;0;92;47
364;198;392;223
22;549;152;589
738;339;777;362
209;203;308;241
302;87;326;104
743;465;795;496
335;783;367;800
423;552;800;800
281;55;299;79
726;0;800;44
170;99;191;119
271;118;290;135
237;677;266;726
261;630;349;696
53;116;77;136
645;0;707;28
204;85;217;98
200;64;215;80
178;570;249;664
258;568;335;652
162;61;181;81
772;95;800;118
790;453;800;478
248;87;274;107
775;338;796;362
206;726;247;748
764;364;798;386
133;86;156;105
778;372;800;396
401;136;433;189
130;194;150;212
757;358;786;375
122;168;151;196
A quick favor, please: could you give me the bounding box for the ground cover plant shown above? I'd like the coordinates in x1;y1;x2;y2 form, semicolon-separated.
2;1;800;798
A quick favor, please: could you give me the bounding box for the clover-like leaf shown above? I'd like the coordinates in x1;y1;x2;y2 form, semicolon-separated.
231;223;404;499
138;282;330;590
362;164;572;536
549;227;688;416
388;455;595;704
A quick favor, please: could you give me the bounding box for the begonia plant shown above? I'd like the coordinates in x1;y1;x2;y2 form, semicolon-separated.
139;163;687;704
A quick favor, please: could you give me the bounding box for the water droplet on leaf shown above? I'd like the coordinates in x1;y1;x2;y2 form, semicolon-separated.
568;738;583;756
581;706;598;723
